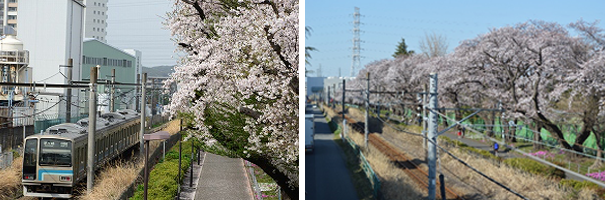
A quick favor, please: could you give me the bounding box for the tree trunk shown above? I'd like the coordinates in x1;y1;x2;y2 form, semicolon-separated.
508;118;518;143
532;121;543;149
248;156;298;200
592;130;603;169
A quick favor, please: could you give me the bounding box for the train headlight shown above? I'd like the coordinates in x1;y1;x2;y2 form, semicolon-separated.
60;176;71;182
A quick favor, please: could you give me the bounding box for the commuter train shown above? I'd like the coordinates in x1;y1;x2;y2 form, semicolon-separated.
22;109;141;198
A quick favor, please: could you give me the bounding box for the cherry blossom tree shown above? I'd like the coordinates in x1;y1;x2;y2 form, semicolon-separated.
346;20;605;155
164;0;298;198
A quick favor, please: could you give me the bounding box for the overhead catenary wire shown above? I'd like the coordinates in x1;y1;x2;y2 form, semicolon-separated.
354;105;530;200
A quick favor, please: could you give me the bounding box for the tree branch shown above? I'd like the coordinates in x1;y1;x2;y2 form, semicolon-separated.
182;0;206;21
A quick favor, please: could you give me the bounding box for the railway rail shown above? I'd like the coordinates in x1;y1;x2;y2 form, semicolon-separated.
342;112;460;200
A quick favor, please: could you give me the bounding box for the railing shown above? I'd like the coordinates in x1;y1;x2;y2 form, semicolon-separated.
343;125;381;198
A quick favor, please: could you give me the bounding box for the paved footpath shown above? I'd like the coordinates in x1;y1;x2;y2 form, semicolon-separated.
178;152;254;200
306;107;358;200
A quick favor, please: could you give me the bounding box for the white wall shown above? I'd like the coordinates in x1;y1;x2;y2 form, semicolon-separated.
83;0;108;42
18;0;84;119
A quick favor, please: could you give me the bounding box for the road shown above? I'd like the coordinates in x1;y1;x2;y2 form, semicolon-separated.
305;107;358;200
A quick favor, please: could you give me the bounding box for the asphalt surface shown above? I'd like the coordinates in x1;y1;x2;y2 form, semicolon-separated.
193;153;254;200
306;107;358;200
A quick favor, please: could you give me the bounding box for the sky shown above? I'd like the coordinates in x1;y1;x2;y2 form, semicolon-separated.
305;0;605;78
106;0;178;67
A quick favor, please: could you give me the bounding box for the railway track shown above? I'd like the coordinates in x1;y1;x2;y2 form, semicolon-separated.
342;113;460;200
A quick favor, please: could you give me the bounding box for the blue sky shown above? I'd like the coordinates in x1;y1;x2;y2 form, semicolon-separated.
305;0;605;77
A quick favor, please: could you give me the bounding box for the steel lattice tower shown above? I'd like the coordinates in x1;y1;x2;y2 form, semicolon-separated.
351;7;361;77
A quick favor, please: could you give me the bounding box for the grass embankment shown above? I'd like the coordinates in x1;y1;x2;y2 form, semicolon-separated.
249;162;280;200
129;139;197;200
79;120;181;200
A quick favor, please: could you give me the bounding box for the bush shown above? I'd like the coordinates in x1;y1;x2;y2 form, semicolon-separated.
504;158;565;179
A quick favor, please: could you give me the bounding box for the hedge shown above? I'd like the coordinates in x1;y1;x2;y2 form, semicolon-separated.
130;140;198;200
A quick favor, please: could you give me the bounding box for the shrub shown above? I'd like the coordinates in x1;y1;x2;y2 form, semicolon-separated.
130;141;194;200
504;158;565;179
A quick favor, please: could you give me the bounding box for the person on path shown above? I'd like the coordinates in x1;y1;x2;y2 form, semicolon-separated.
493;142;499;157
461;126;466;138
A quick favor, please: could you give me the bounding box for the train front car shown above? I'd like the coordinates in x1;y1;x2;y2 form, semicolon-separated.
22;124;85;198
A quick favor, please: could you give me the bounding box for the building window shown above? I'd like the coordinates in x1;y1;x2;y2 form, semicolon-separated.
94;2;97;6
8;7;16;11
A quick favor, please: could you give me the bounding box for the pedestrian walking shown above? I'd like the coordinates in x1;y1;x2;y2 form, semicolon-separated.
457;129;462;138
461;126;466;138
493;142;499;157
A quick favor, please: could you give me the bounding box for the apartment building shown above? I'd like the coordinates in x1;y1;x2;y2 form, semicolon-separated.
1;0;18;34
83;0;108;42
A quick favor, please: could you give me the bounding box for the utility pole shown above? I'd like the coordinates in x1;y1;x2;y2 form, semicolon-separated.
136;74;140;112
110;69;115;112
65;58;73;123
327;86;330;105
423;84;428;151
365;72;369;148
342;79;345;119
87;66;98;194
427;73;438;200
140;73;147;153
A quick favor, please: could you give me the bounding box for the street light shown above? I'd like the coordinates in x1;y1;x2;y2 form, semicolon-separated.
143;131;170;200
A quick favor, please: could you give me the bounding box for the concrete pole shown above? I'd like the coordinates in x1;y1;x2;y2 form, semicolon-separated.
177;119;182;200
327;86;330;105
365;72;369;148
66;58;73;123
136;74;140;112
140;73;147;153
87;66;98;194
423;84;428;151
342;79;345;118
110;69;115;112
427;73;438;200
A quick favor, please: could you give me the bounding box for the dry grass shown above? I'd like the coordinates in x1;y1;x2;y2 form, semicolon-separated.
0;156;23;199
78;119;180;199
344;126;424;200
78;161;143;200
334;106;602;200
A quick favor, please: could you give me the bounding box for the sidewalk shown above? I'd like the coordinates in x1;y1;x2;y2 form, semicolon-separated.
178;152;254;200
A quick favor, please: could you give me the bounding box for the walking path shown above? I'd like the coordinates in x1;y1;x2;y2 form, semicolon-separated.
178;152;254;200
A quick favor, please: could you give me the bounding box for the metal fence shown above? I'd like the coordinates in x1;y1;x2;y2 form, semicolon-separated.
0;150;13;169
342;123;381;198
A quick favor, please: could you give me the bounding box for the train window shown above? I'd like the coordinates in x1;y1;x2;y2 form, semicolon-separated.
39;139;72;166
23;139;38;180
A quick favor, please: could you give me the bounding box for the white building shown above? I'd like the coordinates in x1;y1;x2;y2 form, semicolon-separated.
18;0;85;120
1;0;18;34
83;0;108;42
123;49;142;83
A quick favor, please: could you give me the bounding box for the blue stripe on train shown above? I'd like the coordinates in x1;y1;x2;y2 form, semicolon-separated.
38;169;73;181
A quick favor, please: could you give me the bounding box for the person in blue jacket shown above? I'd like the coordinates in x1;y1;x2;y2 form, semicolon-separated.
493;142;499;157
